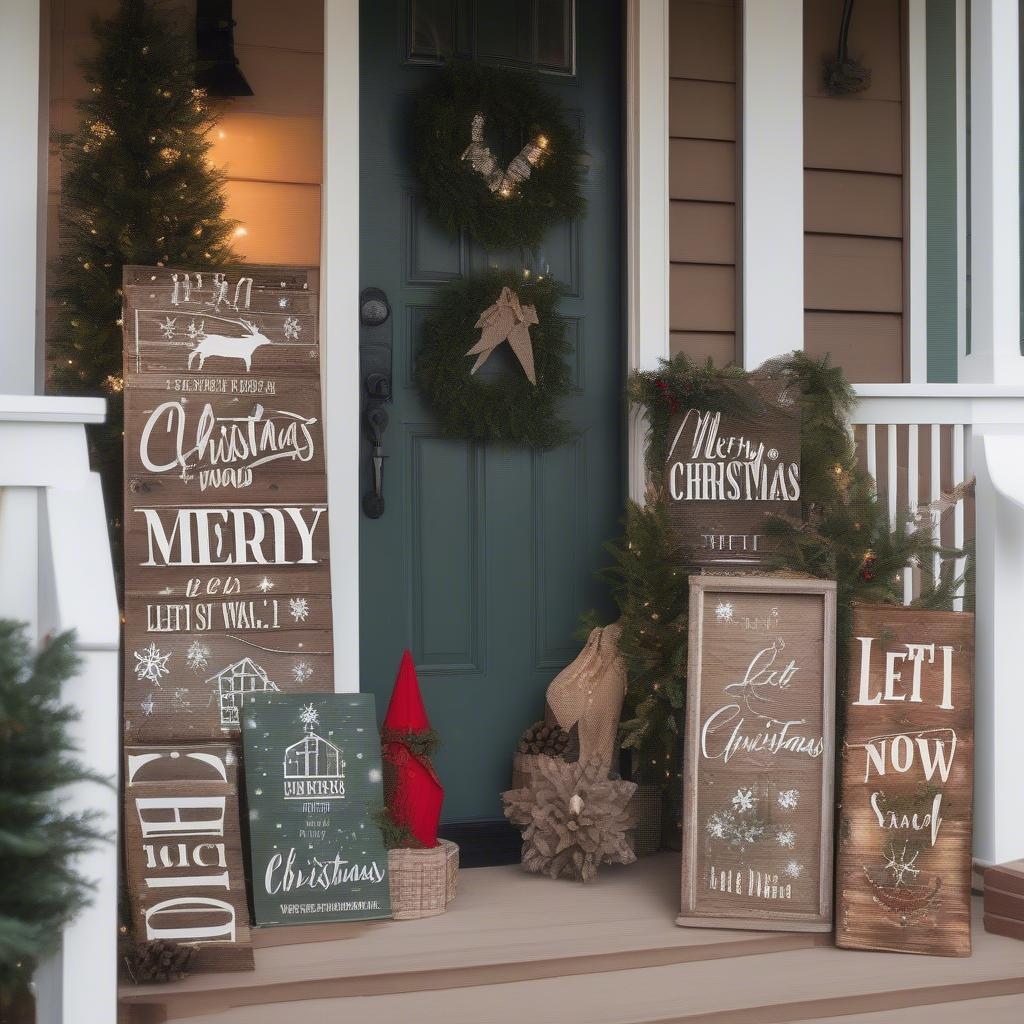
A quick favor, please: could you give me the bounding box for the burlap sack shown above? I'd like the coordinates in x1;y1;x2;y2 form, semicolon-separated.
545;621;627;773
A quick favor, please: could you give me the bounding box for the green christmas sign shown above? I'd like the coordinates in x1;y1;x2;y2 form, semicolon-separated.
241;693;391;925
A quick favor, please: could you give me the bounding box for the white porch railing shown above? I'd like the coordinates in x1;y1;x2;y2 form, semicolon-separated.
852;383;1024;866
0;396;119;1024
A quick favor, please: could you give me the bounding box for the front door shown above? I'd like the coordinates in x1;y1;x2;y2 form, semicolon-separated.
358;0;623;844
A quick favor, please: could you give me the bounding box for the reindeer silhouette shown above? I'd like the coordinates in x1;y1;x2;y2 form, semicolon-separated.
187;319;271;372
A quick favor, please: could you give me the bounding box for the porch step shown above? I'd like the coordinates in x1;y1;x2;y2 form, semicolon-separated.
801;994;1024;1024
118;853;1024;1023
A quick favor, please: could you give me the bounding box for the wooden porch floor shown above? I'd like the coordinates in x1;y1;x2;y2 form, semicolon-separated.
119;852;1024;1024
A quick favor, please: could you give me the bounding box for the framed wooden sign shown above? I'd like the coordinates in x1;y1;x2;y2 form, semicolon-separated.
836;604;975;956
664;379;801;567
241;693;392;925
123;743;254;971
680;575;836;931
121;265;333;743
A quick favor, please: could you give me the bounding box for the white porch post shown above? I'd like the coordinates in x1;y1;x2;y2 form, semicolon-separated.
626;0;670;502
0;0;43;393
740;0;804;368
322;0;361;692
962;0;1021;383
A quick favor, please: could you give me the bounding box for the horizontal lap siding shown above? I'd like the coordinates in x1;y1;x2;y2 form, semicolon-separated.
669;0;738;367
804;0;905;383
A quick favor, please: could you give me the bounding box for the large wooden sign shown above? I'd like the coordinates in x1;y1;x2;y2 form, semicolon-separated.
121;265;333;742
242;693;392;925
664;379;801;567
680;576;836;931
124;743;254;969
836;605;975;956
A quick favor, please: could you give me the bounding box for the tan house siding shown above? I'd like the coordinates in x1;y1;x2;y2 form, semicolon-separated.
668;0;738;367
803;0;905;383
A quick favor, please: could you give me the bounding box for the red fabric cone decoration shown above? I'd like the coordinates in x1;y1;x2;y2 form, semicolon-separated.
382;650;444;848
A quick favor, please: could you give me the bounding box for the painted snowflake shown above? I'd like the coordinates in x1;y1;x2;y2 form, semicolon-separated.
777;788;800;810
299;703;320;728
715;601;734;623
185;640;211;674
283;317;301;340
133;642;171;684
186;318;205;340
731;787;755;812
705;813;728;840
882;843;921;887
705;810;765;849
158;316;177;339
289;597;310;622
141;693;156;716
292;661;313;684
776;828;796;849
258;576;274;593
784;860;804;879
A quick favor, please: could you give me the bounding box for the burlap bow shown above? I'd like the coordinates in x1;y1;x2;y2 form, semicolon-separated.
464;286;539;384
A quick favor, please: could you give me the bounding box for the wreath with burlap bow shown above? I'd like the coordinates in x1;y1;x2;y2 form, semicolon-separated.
413;60;586;250
416;270;573;448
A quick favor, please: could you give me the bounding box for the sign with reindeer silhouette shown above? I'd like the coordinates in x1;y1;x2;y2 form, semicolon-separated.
121;265;334;744
836;605;975;956
679;576;837;932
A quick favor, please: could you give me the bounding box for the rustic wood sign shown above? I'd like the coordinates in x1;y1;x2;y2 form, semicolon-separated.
123;742;254;970
664;379;801;567
242;693;392;925
836;604;975;956
680;575;836;932
121;265;333;743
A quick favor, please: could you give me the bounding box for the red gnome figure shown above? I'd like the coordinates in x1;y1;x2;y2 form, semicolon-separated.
381;650;444;848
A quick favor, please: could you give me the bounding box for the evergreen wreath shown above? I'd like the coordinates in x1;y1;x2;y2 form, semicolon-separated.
416;270;573;447
413;60;586;250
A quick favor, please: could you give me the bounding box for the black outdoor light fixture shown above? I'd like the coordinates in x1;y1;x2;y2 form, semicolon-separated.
195;0;254;98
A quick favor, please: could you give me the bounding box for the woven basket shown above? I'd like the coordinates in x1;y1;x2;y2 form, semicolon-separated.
388;839;459;920
628;783;664;856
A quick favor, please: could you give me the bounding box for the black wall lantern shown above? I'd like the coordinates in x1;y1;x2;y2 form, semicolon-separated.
196;0;253;97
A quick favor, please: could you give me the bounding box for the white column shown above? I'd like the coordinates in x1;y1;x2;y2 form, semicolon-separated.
906;0;929;383
972;431;1024;864
626;0;670;502
962;0;1021;383
0;0;42;394
741;0;804;368
322;0;361;692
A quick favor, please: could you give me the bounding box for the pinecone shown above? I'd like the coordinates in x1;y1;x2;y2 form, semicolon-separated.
517;720;570;757
124;939;196;984
502;755;637;883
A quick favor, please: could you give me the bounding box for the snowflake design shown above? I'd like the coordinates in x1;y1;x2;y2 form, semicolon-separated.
882;843;921;887
158;316;177;339
299;703;320;729
134;642;171;684
715;601;734;622
257;576;274;593
141;693;156;716
705;810;765;849
777;788;800;810
731;787;755;812
292;661;313;684
172;688;192;712
784;860;804;879
278;297;290;309
283;317;301;340
289;597;310;622
185;640;210;674
186;318;204;339
776;828;796;849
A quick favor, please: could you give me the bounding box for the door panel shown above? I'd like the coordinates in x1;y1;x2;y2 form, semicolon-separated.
359;0;623;826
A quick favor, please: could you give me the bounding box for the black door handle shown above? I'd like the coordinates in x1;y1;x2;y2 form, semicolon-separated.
360;288;392;519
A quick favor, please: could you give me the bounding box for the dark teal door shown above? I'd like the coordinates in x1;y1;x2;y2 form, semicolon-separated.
359;0;623;833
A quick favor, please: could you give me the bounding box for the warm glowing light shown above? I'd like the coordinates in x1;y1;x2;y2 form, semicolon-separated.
234;226;248;237
537;135;549;149
218;129;226;140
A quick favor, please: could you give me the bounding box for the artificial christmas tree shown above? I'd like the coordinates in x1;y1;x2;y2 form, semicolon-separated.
381;650;444;849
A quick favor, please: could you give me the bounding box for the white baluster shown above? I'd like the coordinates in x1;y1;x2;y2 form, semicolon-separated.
931;423;942;587
953;423;966;609
906;423;919;605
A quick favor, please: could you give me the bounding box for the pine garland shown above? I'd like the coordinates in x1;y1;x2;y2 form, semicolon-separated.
609;353;957;781
413;60;586;250
0;624;108;1000
49;0;237;575
416;270;573;447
